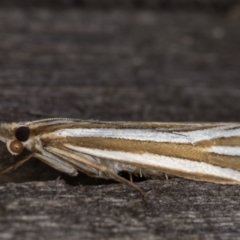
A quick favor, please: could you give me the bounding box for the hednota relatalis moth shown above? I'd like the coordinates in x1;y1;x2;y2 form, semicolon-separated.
1;118;240;201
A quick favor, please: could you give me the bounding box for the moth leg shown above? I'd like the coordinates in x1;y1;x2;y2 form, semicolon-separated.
46;146;147;202
129;172;133;182
34;152;78;176
0;153;33;174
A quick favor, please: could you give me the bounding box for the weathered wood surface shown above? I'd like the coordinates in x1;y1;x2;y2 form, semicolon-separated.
0;7;239;240
1;179;240;240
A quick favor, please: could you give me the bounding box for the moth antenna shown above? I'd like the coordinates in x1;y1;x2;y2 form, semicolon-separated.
104;168;147;203
46;145;147;203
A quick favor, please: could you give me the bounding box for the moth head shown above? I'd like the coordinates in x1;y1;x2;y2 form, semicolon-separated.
0;123;31;155
9;126;31;155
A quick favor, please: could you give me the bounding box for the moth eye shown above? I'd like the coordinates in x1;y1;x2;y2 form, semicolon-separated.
9;140;24;154
15;126;30;142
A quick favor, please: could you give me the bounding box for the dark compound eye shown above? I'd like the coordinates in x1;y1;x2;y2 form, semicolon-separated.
15;126;30;142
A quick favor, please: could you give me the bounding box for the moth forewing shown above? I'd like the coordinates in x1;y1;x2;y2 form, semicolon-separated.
1;118;240;201
49;120;240;185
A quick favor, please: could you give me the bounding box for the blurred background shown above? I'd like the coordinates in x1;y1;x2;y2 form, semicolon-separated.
0;0;240;120
0;0;239;186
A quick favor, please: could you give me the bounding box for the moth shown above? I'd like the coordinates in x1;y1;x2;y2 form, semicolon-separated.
1;118;240;201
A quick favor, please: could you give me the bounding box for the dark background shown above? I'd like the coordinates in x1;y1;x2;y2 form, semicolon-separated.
0;1;240;239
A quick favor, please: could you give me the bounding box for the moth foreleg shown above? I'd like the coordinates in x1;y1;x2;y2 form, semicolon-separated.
0;153;33;174
34;152;78;176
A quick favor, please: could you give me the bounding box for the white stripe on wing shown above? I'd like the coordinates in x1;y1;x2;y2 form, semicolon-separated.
55;124;240;143
64;144;240;182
